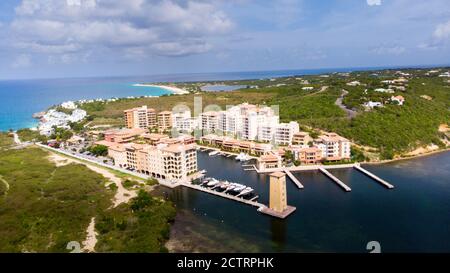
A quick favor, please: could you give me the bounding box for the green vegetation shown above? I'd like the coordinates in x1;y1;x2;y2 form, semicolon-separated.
16;128;45;142
0;132;14;149
122;179;140;189
146;178;159;186
88;144;108;157
0;147;113;252
54;106;74;115
49;127;73;142
95;190;176;252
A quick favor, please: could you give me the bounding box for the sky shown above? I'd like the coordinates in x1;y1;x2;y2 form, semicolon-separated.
0;0;450;80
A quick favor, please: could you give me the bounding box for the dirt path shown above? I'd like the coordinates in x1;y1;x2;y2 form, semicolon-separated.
0;176;9;195
304;85;329;97
82;217;97;253
47;152;139;253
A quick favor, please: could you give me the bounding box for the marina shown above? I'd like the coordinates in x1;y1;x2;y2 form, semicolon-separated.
319;167;352;192
284;170;304;189
354;165;395;189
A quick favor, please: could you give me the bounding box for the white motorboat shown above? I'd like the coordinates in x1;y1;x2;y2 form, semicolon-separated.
207;179;220;187
209;151;219;156
220;181;230;189
225;183;237;191
233;184;246;192
239;187;254;196
235;152;250;161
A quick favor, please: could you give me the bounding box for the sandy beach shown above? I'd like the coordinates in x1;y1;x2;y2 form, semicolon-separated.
133;84;189;95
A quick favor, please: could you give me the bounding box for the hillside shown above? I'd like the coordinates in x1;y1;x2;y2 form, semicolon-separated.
81;68;450;160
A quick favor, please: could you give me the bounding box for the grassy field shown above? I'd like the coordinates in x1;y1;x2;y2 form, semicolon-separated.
0;147;113;252
0;147;176;252
16;128;42;142
0;132;14;149
95;190;176;253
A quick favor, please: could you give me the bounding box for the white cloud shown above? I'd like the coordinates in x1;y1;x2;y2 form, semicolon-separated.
12;54;32;68
433;20;450;40
367;0;382;6
370;45;406;55
9;0;234;59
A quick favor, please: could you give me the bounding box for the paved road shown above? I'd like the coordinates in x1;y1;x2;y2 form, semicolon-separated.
335;90;358;119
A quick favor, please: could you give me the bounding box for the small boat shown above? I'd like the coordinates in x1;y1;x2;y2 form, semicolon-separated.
233;184;246;192
235;153;250;162
225;184;236;191
220;181;230;189
209;150;219;156
239;187;254;196
207;179;220;187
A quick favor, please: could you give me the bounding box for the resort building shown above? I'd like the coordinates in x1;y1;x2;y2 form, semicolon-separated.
257;154;282;171
314;133;351;161
274;122;300;146
287;146;322;165
158;111;172;132
292;132;312;147
124;105;157;130
200;111;219;133
200;134;272;156
107;141;197;182
217;106;242;136
103;128;146;143
172;110;198;132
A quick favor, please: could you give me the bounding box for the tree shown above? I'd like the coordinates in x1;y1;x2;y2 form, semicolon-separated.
88;145;108;157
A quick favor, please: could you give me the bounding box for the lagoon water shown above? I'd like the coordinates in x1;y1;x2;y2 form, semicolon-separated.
159;151;450;253
201;85;247;92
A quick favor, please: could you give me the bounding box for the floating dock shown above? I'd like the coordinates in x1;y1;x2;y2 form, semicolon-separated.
284;170;304;189
354;165;394;189
319;167;351;192
181;182;265;209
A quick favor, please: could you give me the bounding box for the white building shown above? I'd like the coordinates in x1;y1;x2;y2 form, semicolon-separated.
274;122;299;146
374;88;395;94
346;81;361;86
61;101;77;109
200;111;219;133
364;101;383;109
172;110;198;132
38;108;87;136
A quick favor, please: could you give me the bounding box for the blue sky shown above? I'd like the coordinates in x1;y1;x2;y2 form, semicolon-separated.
0;0;449;80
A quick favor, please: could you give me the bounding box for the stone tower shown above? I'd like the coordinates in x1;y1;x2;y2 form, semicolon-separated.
269;172;287;213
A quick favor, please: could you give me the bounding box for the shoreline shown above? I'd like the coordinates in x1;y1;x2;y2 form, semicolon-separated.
133;84;189;95
363;147;450;166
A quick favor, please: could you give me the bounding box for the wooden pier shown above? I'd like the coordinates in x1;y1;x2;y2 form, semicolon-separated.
354;165;394;189
284;170;304;189
319;167;351;192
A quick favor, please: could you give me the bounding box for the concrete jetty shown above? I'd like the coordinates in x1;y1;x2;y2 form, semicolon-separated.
284;170;304;189
354;165;394;189
319;167;351;192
